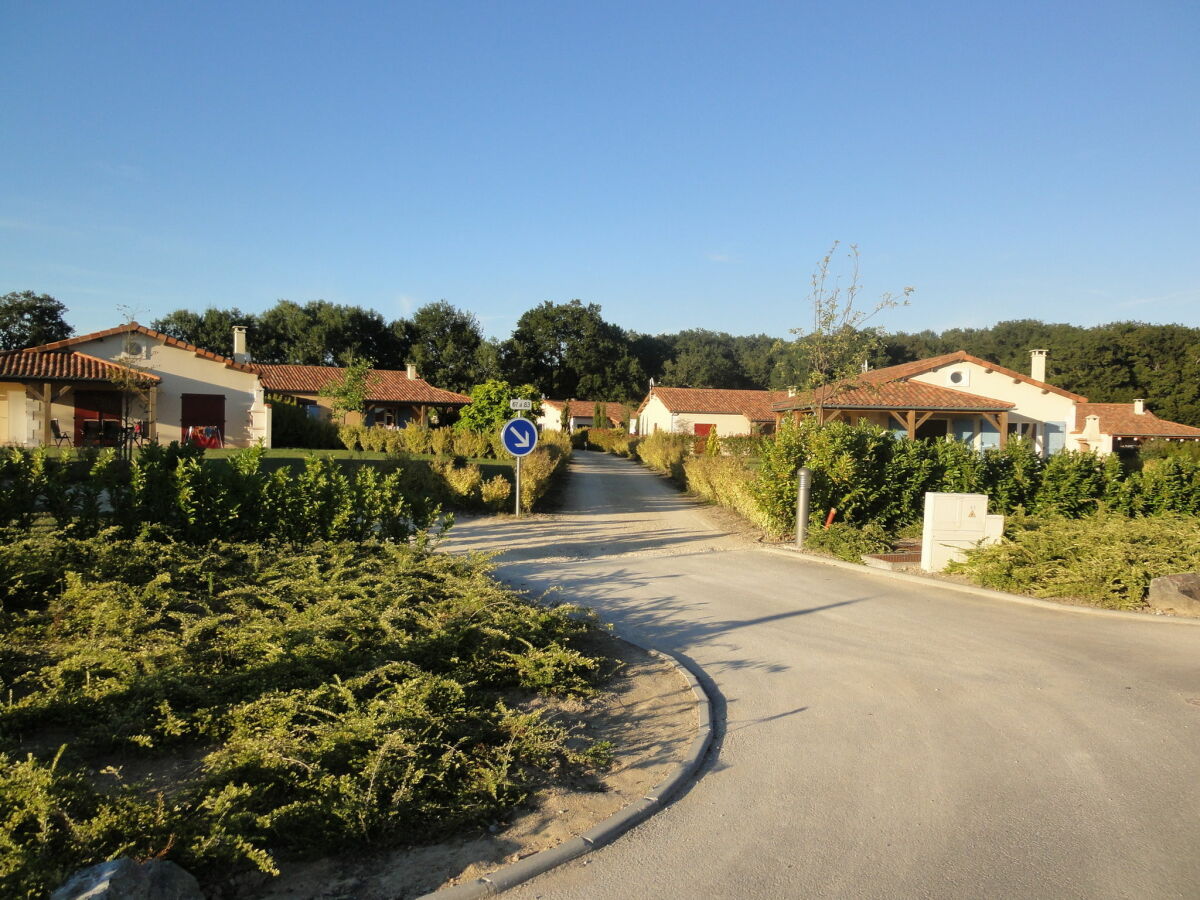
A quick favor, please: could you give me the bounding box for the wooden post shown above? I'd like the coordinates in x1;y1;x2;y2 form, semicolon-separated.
906;409;916;439
41;382;53;447
148;386;158;442
999;410;1009;449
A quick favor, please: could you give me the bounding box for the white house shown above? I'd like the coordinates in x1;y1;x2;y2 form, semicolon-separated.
1;323;270;448
538;399;629;432
772;349;1200;456
636;387;789;438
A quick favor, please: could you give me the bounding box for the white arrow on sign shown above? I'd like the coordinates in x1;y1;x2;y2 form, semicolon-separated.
511;428;531;448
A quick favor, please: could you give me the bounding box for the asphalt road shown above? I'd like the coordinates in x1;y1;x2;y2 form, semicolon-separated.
448;450;1200;899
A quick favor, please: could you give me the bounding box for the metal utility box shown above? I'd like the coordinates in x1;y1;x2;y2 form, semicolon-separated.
921;492;1004;572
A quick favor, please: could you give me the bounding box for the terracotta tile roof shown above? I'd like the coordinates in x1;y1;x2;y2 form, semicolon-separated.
645;387;791;423
0;349;161;383
30;323;257;373
1073;403;1200;438
542;399;630;425
773;380;1015;412
853;350;1088;402
253;364;470;406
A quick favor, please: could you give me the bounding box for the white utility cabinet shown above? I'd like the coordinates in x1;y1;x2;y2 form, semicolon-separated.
921;492;1004;572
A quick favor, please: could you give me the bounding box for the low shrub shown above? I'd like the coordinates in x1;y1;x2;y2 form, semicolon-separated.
948;510;1200;609
587;428;636;457
338;425;362;452
452;430;491;460
636;432;691;482
481;474;513;512
683;456;770;531
268;397;340;449
433;460;484;507
401;422;432;455
429;426;454;457
0;536;613;896
803;521;892;562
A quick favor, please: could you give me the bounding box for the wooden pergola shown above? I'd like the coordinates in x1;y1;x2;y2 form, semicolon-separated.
777;404;1013;448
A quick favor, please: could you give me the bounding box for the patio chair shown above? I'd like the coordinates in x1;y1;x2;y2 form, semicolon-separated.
101;419;124;446
50;418;71;448
81;419;101;446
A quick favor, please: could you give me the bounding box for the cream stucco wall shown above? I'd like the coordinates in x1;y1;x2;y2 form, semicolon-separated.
636;396;756;436
71;334;269;447
909;361;1077;454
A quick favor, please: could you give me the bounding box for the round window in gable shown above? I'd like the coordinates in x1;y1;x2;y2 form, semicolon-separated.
949;370;965;385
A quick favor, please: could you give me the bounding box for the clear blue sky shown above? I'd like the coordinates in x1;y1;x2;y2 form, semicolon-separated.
3;0;1198;341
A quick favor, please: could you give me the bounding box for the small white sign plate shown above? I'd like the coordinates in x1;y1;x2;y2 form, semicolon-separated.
509;398;533;411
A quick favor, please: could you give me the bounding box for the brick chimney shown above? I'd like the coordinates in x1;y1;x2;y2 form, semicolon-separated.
1030;349;1048;383
232;326;250;364
1133;398;1145;415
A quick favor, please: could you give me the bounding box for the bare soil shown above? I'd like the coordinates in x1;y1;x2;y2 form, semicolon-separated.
255;635;697;900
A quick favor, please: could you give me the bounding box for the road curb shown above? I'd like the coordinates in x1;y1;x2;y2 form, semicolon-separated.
417;641;714;898
755;544;1200;626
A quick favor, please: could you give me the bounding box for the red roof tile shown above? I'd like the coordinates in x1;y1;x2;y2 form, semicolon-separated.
29;323;257;373
253;364;470;406
774;380;1015;412
1074;403;1200;438
645;387;791;422
0;349;161;383
853;350;1088;401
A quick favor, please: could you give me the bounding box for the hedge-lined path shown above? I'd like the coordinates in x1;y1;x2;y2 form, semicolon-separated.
448;450;1200;900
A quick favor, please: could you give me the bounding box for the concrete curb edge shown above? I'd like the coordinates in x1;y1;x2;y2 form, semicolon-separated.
418;641;714;898
755;544;1200;626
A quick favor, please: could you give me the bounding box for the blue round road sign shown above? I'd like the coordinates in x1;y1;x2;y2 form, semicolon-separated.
500;417;539;457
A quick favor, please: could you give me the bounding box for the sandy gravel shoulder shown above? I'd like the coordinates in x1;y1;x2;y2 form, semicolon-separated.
256;635;697;900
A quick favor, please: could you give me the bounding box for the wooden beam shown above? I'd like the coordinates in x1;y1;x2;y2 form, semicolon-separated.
887;410;908;430
914;412;934;431
42;381;53;447
999;409;1009;448
906;409;916;439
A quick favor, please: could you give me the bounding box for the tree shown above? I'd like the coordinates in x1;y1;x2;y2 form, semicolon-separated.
502;300;645;401
403;301;486;392
660;329;745;388
455;380;542;433
783;243;912;410
320;355;373;423
151;307;253;356
0;291;72;349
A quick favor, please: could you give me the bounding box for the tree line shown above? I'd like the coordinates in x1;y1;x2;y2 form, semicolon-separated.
4;290;1199;425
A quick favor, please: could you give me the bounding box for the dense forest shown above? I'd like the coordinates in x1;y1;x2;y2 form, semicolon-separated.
4;290;1198;426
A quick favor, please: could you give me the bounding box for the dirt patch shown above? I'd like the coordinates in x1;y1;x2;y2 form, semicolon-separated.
255;635;697;900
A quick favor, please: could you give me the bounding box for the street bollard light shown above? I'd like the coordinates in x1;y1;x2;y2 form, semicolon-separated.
796;466;812;549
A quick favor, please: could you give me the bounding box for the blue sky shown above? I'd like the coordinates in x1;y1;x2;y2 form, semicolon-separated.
3;0;1198;341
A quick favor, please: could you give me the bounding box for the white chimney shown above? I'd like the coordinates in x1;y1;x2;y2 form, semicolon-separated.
232;326;250;364
405;363;418;380
1030;349;1048;383
1133;398;1145;415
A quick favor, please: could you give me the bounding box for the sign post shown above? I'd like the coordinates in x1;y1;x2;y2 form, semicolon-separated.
500;410;538;516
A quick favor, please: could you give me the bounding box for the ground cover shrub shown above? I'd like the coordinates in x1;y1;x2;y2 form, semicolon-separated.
636;432;691;482
433;459;484;507
947;511;1200;609
803;521;892;562
0;535;613;896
